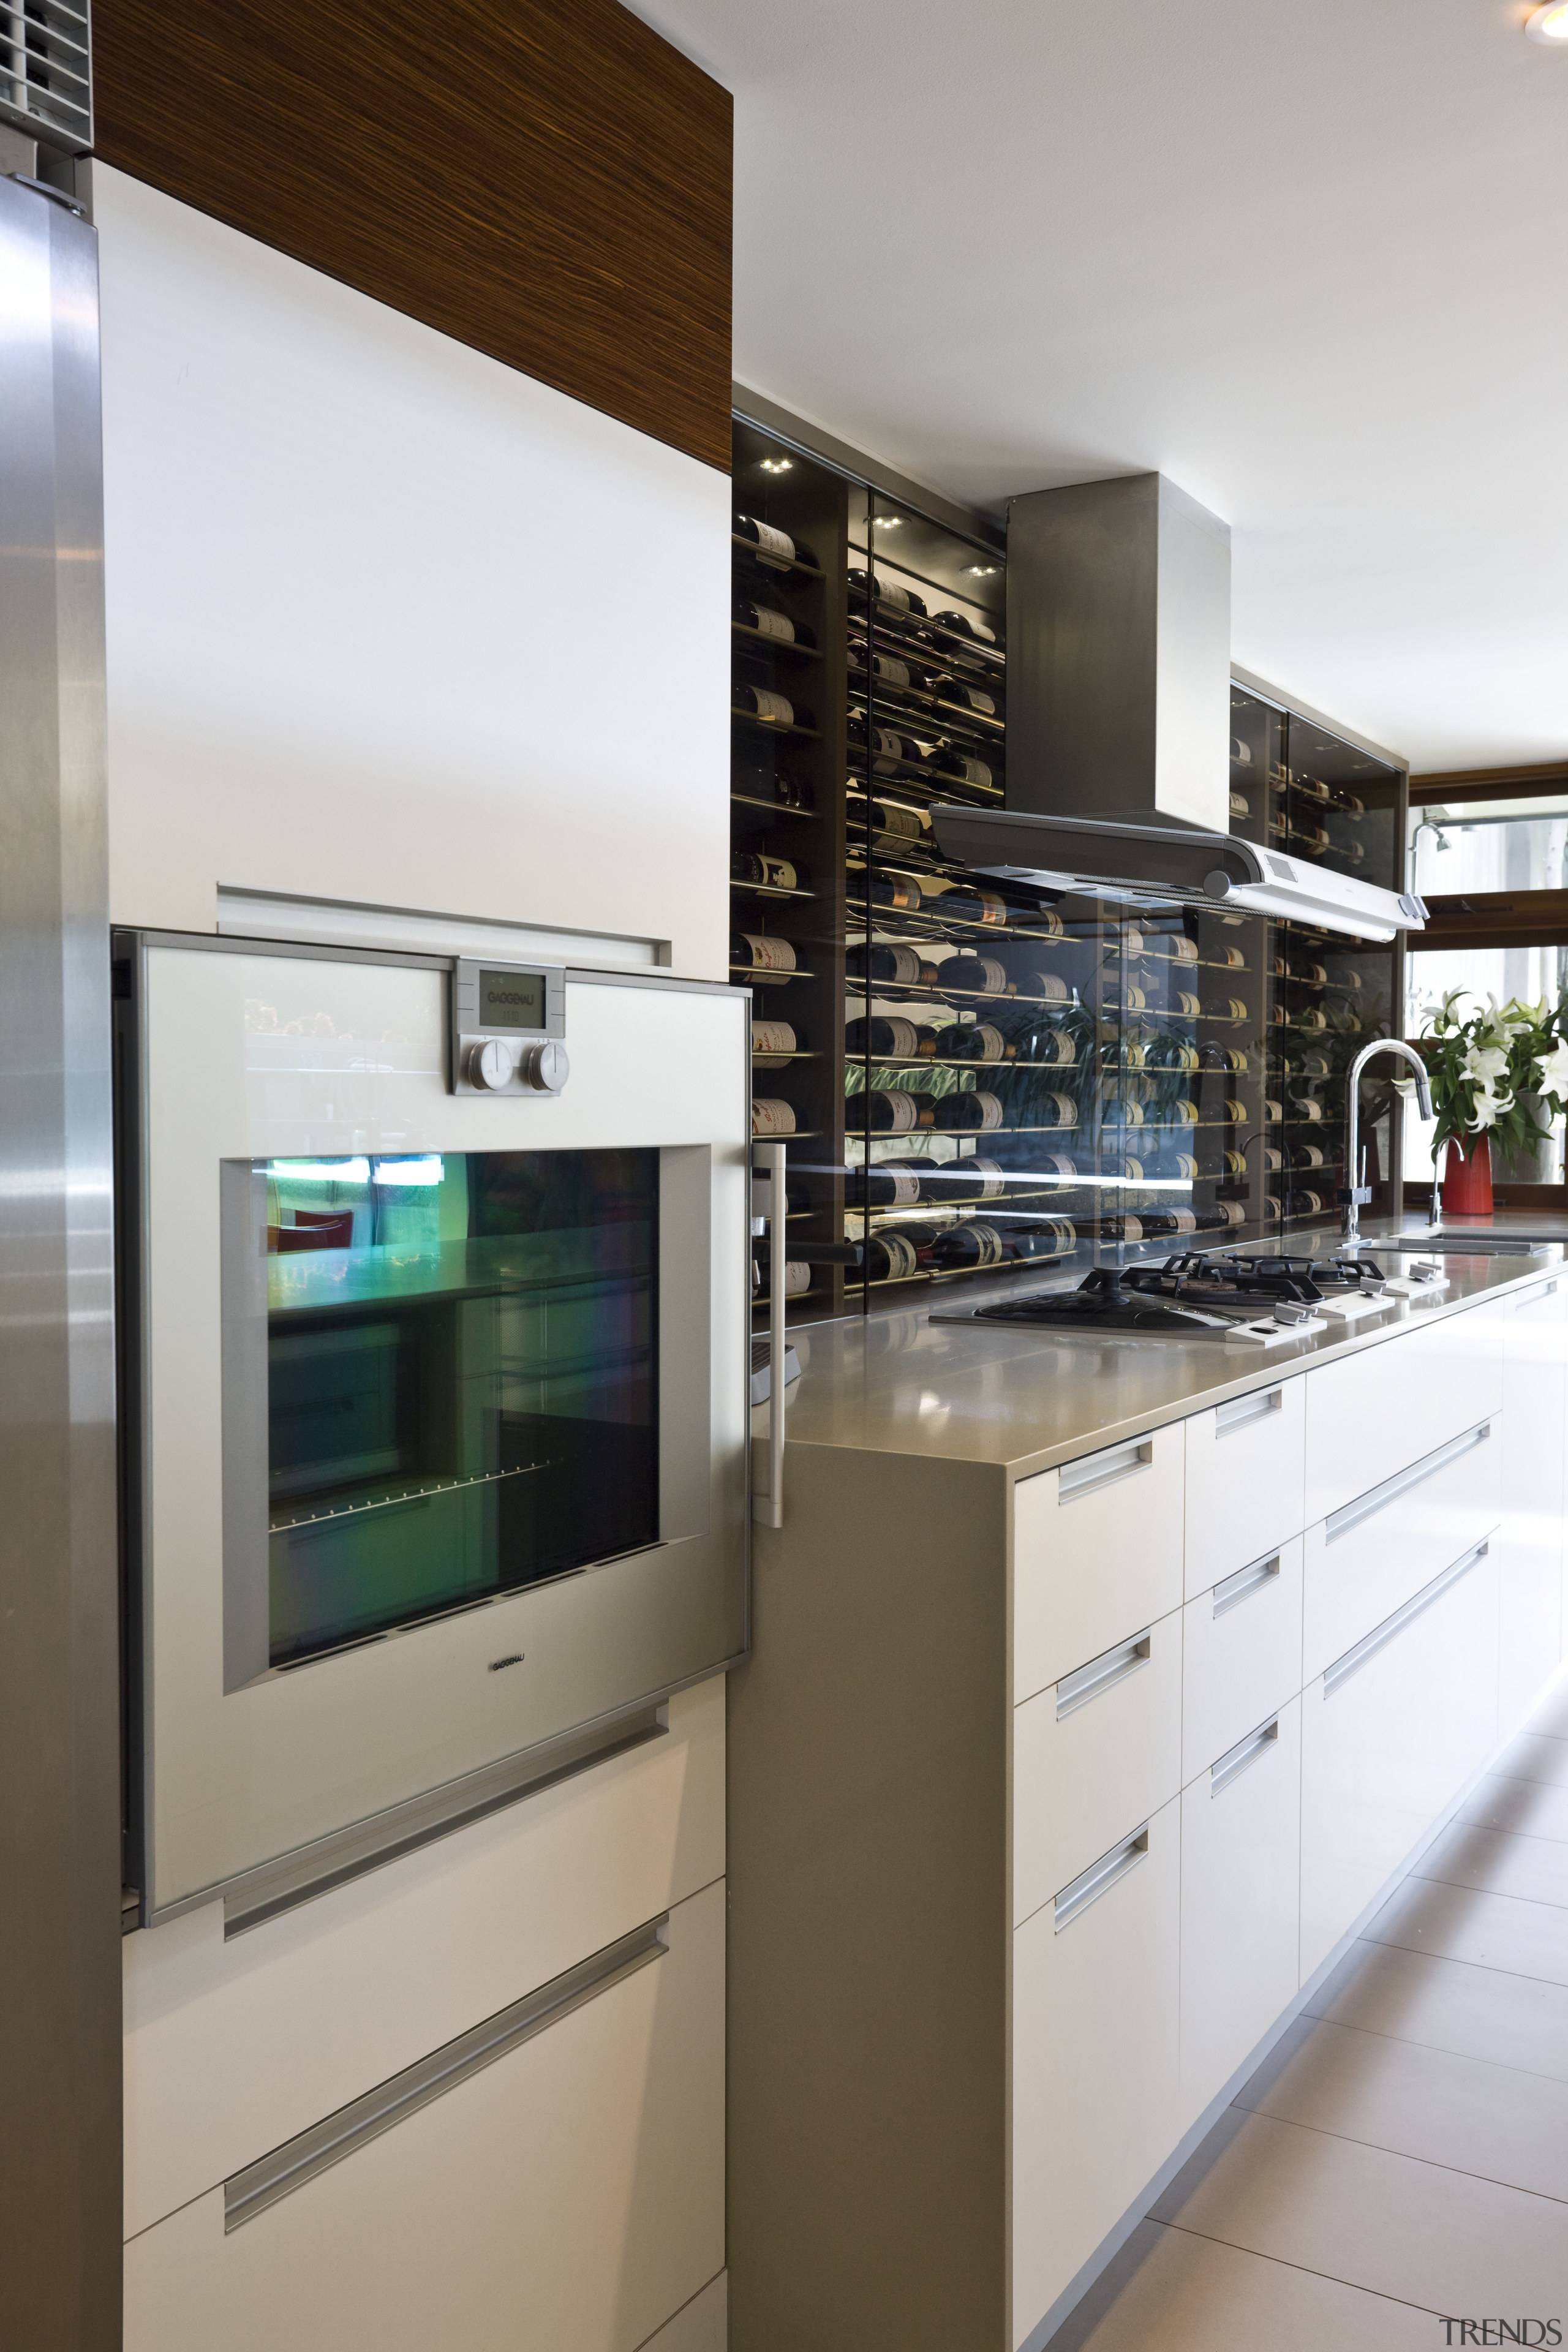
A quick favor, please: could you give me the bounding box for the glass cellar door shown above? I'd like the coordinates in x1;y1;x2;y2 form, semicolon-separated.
225;1148;660;1673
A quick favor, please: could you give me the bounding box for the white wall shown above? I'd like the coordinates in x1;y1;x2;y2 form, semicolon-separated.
95;166;731;979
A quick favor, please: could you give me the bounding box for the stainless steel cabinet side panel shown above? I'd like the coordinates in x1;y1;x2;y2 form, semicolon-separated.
0;179;119;2350
726;1442;1009;2351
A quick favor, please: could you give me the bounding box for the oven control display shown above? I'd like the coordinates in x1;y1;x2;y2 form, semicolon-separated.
478;968;546;1030
451;958;567;1095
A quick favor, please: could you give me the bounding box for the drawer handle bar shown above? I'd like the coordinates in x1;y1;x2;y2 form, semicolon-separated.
1210;1714;1280;1797
1324;1420;1491;1545
1215;1385;1283;1436
1054;1825;1150;1934
1212;1552;1281;1619
1322;1539;1491;1700
1058;1437;1153;1503
1055;1630;1152;1720
224;1913;669;2231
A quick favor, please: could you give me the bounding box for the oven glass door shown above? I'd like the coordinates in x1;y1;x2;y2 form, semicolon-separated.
226;1148;659;1673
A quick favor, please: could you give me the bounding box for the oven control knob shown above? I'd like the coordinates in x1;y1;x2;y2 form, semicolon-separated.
466;1039;515;1090
519;1040;570;1094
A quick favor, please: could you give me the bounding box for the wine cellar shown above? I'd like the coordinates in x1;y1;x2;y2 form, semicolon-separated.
732;420;1409;1328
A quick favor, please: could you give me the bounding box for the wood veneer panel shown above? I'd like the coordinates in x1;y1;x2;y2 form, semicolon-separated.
1409;763;1568;806
91;0;732;470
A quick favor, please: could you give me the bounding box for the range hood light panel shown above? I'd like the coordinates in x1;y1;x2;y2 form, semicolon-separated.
930;807;1427;944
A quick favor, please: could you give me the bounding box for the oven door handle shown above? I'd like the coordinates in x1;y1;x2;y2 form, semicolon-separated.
753;1141;786;1528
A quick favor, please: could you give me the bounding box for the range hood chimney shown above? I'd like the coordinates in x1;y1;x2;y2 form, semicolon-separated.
931;470;1425;943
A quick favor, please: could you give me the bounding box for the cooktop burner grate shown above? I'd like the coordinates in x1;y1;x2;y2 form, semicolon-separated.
945;1249;1392;1339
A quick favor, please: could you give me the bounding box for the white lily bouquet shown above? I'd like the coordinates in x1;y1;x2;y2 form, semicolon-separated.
1407;991;1568;1195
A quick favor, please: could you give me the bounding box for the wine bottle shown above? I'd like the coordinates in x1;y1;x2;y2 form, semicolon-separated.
1295;1050;1330;1077
734;513;797;571
867;1231;921;1282
1222;1148;1248;1175
848;712;922;772
1223;1097;1248;1123
1289;959;1327;986
1014;1022;1076;1066
1007;1221;1076;1261
1177;990;1202;1017
1264;1096;1284;1121
1217;944;1246;969
863;797;928;846
865;871;923;914
863;1089;935;1134
846;569;929;618
846;1016;929;1058
1231;736;1254;766
935;885;1009;929
752;1018;800;1062
734;763;814;811
736;683;814;729
731;850;808;891
1023;971;1071;1005
935;1022;1011;1063
1292;1143;1326;1171
933;1090;1005;1133
731;932;797;977
932;608;997;645
751;1098;797;1137
1291;1096;1325;1123
735;598;816;647
936;681;998;717
925;1221;1006;1270
1223;996;1248;1020
1229;792;1250;820
846;943;934;986
851;1163;922;1208
947;956;1009;997
929;748;995;790
752;1256;812;1298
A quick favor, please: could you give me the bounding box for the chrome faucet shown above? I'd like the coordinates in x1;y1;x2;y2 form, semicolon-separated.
1341;1040;1434;1248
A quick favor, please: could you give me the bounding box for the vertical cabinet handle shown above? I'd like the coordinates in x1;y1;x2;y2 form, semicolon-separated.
752;1142;786;1528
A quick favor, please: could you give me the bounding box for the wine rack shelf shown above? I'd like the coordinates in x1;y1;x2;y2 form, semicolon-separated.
731;420;1406;1320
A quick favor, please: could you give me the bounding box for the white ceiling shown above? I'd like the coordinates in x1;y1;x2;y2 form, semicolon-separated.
633;0;1567;775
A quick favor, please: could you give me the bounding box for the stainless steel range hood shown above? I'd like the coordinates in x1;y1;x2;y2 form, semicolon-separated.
930;472;1424;943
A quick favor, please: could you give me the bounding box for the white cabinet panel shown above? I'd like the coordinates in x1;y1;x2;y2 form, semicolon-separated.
1182;1537;1303;1788
124;1676;725;2239
1179;1696;1302;2131
1014;1611;1183;1926
1300;1543;1499;1983
1183;1379;1306;1601
1301;1417;1501;1684
1012;1796;1180;2347
1500;1278;1567;1734
1014;1429;1184;1703
1303;1306;1504;1526
124;1879;725;2352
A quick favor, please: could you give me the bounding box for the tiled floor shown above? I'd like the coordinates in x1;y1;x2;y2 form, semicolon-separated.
1052;1676;1568;2350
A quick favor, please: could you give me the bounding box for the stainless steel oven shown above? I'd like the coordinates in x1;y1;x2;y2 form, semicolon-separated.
115;932;749;1926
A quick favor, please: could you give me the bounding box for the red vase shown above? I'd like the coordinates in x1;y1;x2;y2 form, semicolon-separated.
1441;1133;1493;1216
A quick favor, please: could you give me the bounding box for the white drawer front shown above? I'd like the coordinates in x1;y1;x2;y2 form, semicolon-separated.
124;1879;726;2352
1014;1611;1182;1926
1182;1537;1304;1789
1014;1427;1184;1703
1300;1538;1499;1983
1302;1417;1501;1684
1183;1379;1306;1601
124;1677;725;2240
1303;1305;1504;1525
1012;1795;1180;2344
1179;1695;1302;2131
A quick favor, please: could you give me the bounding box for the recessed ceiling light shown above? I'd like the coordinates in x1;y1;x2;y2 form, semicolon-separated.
875;515;903;528
1526;2;1568;42
963;564;1000;577
759;457;793;473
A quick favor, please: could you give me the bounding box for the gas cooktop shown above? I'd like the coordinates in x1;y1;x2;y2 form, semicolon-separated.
932;1248;1441;1344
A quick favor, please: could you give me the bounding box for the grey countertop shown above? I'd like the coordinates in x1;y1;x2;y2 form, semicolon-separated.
772;1217;1568;1480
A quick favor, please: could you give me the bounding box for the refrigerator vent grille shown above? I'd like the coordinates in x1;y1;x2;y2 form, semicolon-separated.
2;0;91;154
